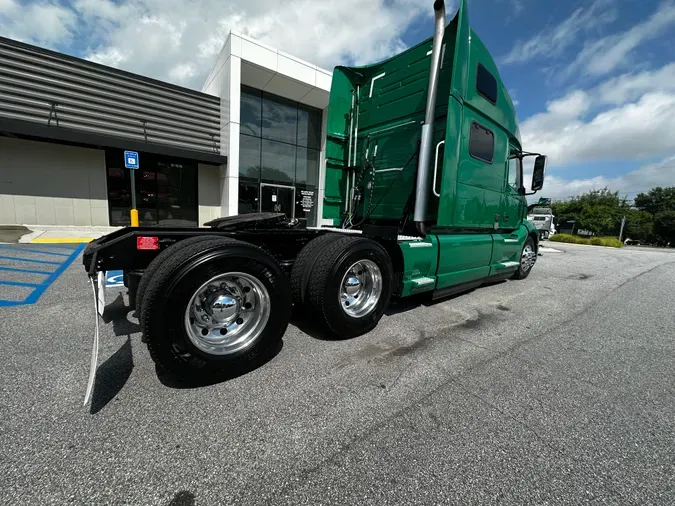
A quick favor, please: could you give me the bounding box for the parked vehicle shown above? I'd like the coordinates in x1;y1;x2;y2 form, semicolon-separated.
82;0;547;394
527;206;556;240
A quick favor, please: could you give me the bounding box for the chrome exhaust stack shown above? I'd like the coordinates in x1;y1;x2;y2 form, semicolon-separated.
413;0;446;237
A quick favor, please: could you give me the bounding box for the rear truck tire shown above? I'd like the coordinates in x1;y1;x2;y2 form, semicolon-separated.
140;237;292;377
135;235;218;322
290;232;344;309
305;236;394;339
512;236;537;280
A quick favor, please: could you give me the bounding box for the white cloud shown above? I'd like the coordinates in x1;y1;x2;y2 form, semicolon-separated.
562;0;675;80
501;0;617;65
519;61;675;199
0;0;77;46
521;63;675;168
525;156;675;201
594;63;675;105
1;0;451;89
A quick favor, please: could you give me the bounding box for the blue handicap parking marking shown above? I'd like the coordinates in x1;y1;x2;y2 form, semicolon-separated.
106;270;125;287
0;243;85;308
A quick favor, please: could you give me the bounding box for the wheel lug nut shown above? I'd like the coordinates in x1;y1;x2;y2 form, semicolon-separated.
220;328;227;335
236;318;244;325
201;328;208;336
201;315;209;322
243;286;250;293
244;302;252;310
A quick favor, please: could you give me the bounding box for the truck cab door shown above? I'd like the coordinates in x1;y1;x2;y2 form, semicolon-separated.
490;154;524;272
500;155;522;231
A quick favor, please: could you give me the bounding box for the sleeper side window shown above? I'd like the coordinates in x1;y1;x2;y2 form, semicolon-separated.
468;122;494;163
476;64;497;105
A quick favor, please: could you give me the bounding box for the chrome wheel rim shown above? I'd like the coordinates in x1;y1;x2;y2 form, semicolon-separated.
339;259;382;318
521;244;536;272
184;272;270;356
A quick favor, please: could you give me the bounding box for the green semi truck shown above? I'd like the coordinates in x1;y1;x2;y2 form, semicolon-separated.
82;0;547;391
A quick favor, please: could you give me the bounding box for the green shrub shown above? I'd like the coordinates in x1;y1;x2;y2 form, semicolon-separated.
549;234;623;248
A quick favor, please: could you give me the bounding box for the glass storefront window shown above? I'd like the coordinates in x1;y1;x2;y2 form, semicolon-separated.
238;179;259;214
262;94;298;145
261;139;295;185
296;147;319;186
239;135;261;180
241;88;262;137
298;106;322;150
240;86;322;225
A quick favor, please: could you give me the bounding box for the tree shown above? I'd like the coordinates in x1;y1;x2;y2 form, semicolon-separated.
634;187;675;245
624;210;653;242
634;187;675;215
653;211;675;246
551;188;626;236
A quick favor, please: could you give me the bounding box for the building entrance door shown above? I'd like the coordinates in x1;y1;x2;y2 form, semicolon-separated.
260;183;295;218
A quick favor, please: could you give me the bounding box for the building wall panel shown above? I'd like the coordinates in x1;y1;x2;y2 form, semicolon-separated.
0;37;221;154
0;137;108;226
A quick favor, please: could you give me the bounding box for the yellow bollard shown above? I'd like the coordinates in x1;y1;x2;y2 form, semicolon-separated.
130;209;139;227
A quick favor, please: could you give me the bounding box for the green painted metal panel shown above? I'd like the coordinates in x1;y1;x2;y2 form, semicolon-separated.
435;233;493;289
399;236;439;297
489;223;529;275
465;30;521;145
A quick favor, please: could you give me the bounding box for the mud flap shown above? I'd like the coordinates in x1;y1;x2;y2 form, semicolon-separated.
83;272;104;406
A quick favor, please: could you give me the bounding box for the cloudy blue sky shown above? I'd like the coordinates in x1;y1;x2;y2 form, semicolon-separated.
1;0;674;200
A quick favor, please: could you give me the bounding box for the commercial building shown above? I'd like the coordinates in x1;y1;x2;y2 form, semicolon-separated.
0;31;332;228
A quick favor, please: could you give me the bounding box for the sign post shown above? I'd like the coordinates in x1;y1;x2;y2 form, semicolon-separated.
124;151;139;226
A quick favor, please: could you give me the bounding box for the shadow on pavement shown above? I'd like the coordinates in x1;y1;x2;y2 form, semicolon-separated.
90;293;137;414
89;337;133;414
157;339;284;390
0;225;31;243
167;491;196;506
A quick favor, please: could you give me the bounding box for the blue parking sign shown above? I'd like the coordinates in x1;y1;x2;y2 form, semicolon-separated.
124;151;139;169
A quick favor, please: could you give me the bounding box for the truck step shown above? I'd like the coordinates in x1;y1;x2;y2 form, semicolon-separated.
411;276;435;286
496;261;519;269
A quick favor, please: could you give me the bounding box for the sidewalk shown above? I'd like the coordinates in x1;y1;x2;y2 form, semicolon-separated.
0;225;121;244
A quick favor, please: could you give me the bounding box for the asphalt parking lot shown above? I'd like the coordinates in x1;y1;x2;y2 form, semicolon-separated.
1;241;674;505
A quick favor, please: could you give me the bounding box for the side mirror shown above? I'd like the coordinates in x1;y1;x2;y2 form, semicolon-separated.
531;155;547;191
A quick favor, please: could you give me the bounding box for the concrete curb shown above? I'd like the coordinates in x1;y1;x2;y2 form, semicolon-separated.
30;237;94;244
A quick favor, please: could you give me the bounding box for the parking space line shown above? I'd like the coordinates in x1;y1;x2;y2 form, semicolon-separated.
0;244;86;307
0;266;53;275
0;280;41;288
0;245;71;257
0;255;63;265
